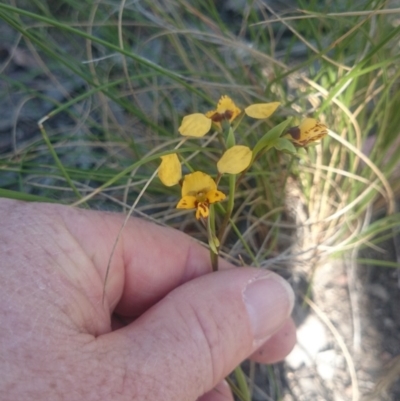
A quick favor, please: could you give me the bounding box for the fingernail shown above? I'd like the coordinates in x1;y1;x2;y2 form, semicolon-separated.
243;272;294;343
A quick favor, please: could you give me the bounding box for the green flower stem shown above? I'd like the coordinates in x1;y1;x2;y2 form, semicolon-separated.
226;126;236;148
227;173;236;217
207;205;219;272
215;203;258;266
217;173;236;243
210;248;219;272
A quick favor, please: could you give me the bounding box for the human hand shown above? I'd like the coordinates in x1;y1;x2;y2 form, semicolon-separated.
0;199;295;401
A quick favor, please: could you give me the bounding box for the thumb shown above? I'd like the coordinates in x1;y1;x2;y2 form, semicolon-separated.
97;268;294;401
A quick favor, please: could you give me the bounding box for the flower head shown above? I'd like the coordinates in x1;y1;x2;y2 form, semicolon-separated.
158;153;182;187
178;95;241;137
205;95;242;127
284;118;328;147
176;171;226;219
178;96;280;137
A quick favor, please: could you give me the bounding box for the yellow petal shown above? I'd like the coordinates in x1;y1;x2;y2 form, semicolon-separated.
205;95;241;124
176;195;196;209
299;118;328;136
206;189;226;204
178;113;212;137
284;118;328;146
181;171;216;197
216;95;241;121
244;102;280;119
158;153;182;187
217;145;252;174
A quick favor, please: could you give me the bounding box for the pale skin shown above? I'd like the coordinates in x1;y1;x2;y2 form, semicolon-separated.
0;199;296;401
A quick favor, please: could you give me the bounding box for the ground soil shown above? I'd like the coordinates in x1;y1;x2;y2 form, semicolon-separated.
280;220;400;401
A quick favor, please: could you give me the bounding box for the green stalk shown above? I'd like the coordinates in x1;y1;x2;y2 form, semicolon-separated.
215;203;258;266
207;205;219;271
217;173;236;243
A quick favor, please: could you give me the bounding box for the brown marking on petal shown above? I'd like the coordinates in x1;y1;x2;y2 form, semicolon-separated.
199;203;208;212
285;126;301;140
196;202;209;219
209;110;234;123
224;110;233;120
299;133;326;146
216;192;224;200
210;113;224;123
195;199;209;208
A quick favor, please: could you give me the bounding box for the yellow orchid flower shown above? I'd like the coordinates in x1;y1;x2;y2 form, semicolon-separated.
176;171;226;219
178;96;280;137
284;118;328;147
178;96;241;137
244;102;280;119
158;153;182;187
205;95;242;128
217;145;252;174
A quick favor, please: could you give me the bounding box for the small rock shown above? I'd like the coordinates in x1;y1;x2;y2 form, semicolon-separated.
315;349;341;381
286;314;328;369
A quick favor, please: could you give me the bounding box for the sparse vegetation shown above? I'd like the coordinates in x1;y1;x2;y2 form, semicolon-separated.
1;1;400;399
